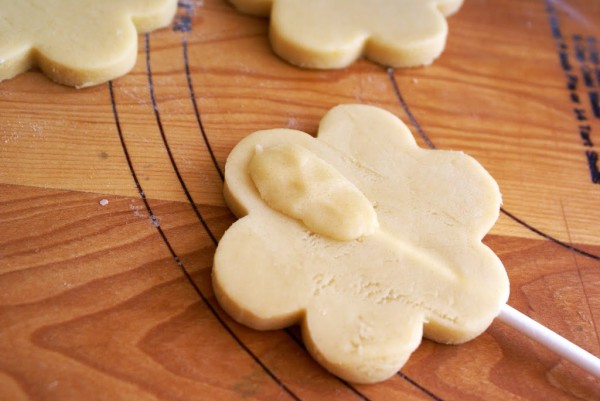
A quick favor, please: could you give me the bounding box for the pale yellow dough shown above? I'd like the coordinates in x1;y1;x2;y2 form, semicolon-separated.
213;104;510;383
0;0;177;87
249;143;379;241
228;0;464;68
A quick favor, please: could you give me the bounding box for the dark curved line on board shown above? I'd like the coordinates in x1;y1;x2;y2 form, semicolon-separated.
144;34;218;246
109;80;302;401
501;208;600;261
280;328;372;401
387;68;436;150
397;372;444;401
182;34;224;181
386;67;600;262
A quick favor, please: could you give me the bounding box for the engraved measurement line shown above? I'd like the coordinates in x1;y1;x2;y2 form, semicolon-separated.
182;34;224;181
281;327;372;401
397;372;444;401
387;67;436;149
109;81;164;236
501;208;600;261
144;33;218;245
109;79;303;401
173;0;223;180
386;67;600;262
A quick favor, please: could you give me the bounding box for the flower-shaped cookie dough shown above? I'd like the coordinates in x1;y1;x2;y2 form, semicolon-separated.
213;104;509;383
0;0;177;87
228;0;464;68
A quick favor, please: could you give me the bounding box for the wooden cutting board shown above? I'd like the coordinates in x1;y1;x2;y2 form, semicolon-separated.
1;0;599;399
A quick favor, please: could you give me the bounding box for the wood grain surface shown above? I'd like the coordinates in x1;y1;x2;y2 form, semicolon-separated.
1;0;600;400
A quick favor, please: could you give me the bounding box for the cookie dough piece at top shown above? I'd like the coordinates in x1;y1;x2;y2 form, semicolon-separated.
0;0;178;87
228;0;464;68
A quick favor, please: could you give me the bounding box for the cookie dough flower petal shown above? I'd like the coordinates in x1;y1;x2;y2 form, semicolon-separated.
213;214;314;330
317;104;502;248
303;294;424;383
34;13;140;88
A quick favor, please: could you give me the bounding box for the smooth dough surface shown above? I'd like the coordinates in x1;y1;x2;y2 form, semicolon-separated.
228;0;464;68
213;104;510;383
0;0;177;87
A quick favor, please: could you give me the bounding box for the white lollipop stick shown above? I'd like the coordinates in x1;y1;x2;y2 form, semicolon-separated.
497;304;600;377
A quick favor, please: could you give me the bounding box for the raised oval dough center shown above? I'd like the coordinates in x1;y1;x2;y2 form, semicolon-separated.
248;143;379;241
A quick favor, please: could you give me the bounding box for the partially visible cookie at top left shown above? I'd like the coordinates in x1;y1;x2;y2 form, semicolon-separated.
0;0;178;88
